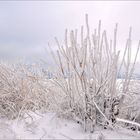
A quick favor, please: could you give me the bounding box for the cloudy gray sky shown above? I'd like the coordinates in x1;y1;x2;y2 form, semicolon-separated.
0;1;140;70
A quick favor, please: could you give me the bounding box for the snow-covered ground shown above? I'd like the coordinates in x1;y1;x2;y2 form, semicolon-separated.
0;112;140;139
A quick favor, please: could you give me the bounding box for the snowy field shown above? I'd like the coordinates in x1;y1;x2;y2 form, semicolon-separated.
0;77;140;139
0;112;140;139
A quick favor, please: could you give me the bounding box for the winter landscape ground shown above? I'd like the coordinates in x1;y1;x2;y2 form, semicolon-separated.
0;14;140;139
1;112;140;139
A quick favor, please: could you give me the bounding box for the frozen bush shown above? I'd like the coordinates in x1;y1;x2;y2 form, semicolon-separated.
49;14;140;132
0;63;49;120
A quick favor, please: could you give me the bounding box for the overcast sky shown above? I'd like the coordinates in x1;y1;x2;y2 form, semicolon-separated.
0;1;140;70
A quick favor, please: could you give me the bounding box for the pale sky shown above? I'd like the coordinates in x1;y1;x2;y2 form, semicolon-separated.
0;1;140;71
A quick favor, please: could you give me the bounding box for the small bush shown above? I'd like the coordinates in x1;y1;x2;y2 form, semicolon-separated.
0;63;49;120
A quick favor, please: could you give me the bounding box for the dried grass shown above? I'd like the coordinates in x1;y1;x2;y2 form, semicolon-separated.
0;63;49;120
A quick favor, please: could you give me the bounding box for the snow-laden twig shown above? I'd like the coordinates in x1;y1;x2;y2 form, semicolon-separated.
116;118;140;128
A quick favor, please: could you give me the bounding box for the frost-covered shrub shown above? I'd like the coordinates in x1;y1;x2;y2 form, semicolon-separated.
49;14;140;132
0;63;49;120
